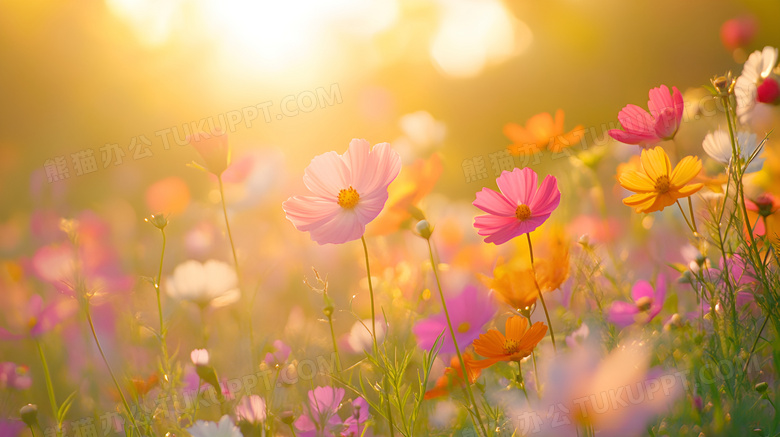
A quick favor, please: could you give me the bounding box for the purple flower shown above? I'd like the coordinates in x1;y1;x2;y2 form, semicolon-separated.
413;285;495;354
263;340;291;368
0;295;76;341
343;397;371;437
294;386;345;437
0;420;25;437
608;278;666;328
0;362;32;390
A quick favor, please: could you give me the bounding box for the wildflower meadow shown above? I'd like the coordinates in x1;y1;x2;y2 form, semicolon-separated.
2;2;780;437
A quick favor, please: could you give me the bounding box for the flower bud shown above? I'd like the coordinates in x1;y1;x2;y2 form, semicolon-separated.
323;293;335;318
145;213;168;230
279;411;295;425
188;129;231;176
416;220;433;239
755;382;769;393
190;349;210;366
20;404;38;427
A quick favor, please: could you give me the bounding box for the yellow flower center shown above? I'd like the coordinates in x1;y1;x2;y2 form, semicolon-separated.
337;186;360;209
515;204;531;221
654;175;671;194
503;338;520;355
457;322;471;333
636;296;653;312
28;317;37;330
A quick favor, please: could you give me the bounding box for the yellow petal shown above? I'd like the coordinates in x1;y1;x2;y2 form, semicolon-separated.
670;156;702;187
677;183;703;197
641;147;671;180
623;192;658;213
619;170;656;193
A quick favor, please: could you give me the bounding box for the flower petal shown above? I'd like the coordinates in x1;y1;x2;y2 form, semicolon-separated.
303;151;351;197
497;167;537;205
473;188;516;216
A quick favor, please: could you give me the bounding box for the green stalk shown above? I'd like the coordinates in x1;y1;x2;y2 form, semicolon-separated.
84;303;143;436
35;340;62;437
426;238;489;437
526;233;557;350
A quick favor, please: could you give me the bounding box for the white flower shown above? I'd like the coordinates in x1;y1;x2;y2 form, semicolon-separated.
702;129;764;173
187;415;241;437
735;46;778;124
235;395;267;424
346;318;386;353
191;349;209;366
166;260;239;307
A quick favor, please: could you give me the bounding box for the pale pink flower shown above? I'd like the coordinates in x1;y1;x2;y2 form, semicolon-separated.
608;85;685;147
473;167;560;245
283;139;401;245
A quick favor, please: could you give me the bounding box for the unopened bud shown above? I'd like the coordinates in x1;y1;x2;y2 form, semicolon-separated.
145;213;168;230
416;220;433;239
755;382;769;393
20;404;38;427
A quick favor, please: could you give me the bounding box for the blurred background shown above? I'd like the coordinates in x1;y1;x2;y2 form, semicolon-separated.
1;0;779;213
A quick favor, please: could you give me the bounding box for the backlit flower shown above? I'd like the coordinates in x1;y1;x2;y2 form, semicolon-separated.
608;85;684;147
188;129;231;176
702;129;764;173
736;46;780;123
505;109;584;155
283;139;401;245
235;395;267;425
720;15;758;51
424;353;481;399
0;362;32;390
608;278;666;328
166;260;240;308
618;147;703;213
191;349;210;366
187;415;242;437
473;168;561;245
471;316;547;369
0;295;76;341
294;386;345;437
342;397;371;437
413;285;496;354
263;340;291;368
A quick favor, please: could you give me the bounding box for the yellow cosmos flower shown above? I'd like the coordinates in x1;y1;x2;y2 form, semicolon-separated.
619;147;703;213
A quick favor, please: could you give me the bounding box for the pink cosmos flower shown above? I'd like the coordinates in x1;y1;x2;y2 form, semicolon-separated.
343;397;371;437
0;362;32;390
188;129;231;176
0;294;77;341
413;285;495;354
294;386;345;437
263;339;291;368
283;139;402;245
608;278;666;328
608;85;684;147
235;395;267;425
472;167;560;245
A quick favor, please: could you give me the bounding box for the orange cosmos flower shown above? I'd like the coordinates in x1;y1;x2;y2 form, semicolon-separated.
424;353;481;400
505;109;584;156
471;317;547;370
618;147;703;213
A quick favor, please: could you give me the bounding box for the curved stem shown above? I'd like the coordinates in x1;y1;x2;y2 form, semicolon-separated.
85;303;142;436
526;233;557;350
35;340;61;437
218;175;241;278
426;238;489;437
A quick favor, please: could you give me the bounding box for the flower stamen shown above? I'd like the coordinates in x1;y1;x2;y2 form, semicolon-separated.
515;204;531;221
654;175;671;194
337;187;360;209
503;339;519;355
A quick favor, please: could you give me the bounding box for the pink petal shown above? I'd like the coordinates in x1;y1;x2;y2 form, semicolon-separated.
353;190;390;224
617;104;655;135
653;107;680;140
672;86;685;126
348;140;401;194
303;151;351;198
343;139;372;190
608;129;659;146
647;85;673;120
496;167;537;205
473;188;516;217
31;299;78;337
630;280;655;302
282;196;341;232
529;175;560;216
608;302;640;328
307;210;365;245
473;214;518;233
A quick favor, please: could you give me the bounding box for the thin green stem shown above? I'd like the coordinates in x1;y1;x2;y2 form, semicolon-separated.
516;362;530;402
426;238;489;437
327;315;341;373
35;340;61;437
526;233;557;350
360;236;394;436
85;303;142;436
29;426;37;437
218;175;241;278
676;201;696;235
687;197;698;234
288;422;298;437
360;236;378;353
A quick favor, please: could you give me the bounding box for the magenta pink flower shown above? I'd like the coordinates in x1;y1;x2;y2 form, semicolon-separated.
608;277;666;328
0;362;32;390
263;339;291;368
0;294;77;341
413;285;495;354
608;85;685;147
472;167;560;245
283;139;402;245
